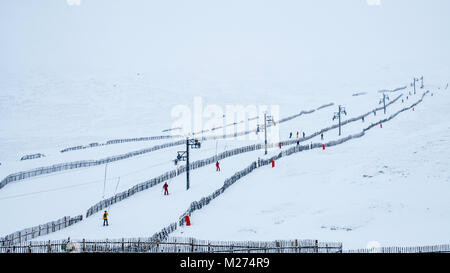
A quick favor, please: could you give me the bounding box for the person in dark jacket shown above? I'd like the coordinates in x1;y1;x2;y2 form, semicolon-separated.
163;182;169;195
103;211;109;226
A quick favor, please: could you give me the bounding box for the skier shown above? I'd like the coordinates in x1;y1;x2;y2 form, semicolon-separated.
321;133;324;140
296;140;299;146
303;132;305;138
103;211;109;226
289;132;292;138
279;142;282;149
216;161;221;171
163;182;169;195
296;131;299;138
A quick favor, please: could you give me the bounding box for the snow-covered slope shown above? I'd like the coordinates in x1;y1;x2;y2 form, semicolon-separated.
0;93;396;236
170;90;450;250
1;0;449;250
22;87;449;250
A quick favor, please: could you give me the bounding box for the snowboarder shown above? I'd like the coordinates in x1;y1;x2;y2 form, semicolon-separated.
103;211;109;226
289;132;292;138
216;161;221;171
163;182;169;195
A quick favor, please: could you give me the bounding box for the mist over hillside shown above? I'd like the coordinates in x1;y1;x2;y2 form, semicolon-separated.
0;0;449;252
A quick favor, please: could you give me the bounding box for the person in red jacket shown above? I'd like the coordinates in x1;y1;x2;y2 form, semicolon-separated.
216;161;221;171
163;182;169;195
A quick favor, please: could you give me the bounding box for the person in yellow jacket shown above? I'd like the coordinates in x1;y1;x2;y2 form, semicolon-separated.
103;210;109;226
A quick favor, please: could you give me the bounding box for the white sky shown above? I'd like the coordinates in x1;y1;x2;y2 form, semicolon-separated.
1;0;449;79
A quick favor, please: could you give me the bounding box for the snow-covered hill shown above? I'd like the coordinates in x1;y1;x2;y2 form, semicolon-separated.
1;0;449;250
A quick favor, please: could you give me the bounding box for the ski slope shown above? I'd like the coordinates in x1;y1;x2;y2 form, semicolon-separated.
14;86;445;250
169;89;450;250
1;0;450;250
0;99;368;233
0;83;411;237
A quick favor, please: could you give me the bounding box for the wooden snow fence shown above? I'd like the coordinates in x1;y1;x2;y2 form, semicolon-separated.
345;244;450;253
0;236;342;253
0;215;83;246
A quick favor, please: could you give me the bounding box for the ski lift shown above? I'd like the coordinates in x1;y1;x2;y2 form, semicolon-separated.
193;139;201;149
